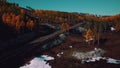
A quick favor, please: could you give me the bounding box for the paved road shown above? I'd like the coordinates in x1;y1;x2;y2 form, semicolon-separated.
0;22;85;65
29;22;84;44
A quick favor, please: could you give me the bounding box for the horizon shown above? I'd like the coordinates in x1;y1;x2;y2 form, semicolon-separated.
7;0;120;16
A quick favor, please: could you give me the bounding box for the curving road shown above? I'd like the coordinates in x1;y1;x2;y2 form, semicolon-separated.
0;22;85;66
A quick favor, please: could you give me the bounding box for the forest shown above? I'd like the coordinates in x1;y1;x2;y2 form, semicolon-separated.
0;0;120;41
0;1;120;68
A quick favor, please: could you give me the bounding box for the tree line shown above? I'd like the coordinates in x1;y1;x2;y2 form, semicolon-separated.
0;0;120;35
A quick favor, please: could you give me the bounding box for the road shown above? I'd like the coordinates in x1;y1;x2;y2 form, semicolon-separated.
29;22;84;44
0;22;85;66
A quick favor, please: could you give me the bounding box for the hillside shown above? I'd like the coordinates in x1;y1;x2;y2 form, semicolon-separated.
0;0;120;41
0;1;120;68
39;32;120;68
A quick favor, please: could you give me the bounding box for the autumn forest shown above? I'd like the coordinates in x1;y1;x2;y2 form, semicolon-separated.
0;1;120;39
0;0;120;68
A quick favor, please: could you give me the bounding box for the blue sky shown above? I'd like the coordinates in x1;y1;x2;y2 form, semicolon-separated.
7;0;120;15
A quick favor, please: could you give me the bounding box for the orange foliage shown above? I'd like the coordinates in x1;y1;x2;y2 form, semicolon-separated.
21;21;25;27
61;23;70;31
15;20;21;31
86;29;94;42
61;23;65;30
15;15;21;21
26;20;35;30
6;15;11;25
29;20;35;29
78;16;83;21
58;17;63;22
114;22;120;32
20;9;25;14
15;21;25;32
11;14;16;26
2;12;26;32
33;10;43;16
66;23;70;31
2;13;7;23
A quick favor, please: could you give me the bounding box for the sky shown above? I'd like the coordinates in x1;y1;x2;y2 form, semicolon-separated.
7;0;120;16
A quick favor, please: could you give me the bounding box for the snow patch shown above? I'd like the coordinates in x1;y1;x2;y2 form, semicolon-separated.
20;55;54;68
82;57;120;64
107;58;120;64
57;52;64;58
72;48;105;60
40;55;54;61
72;48;120;64
85;57;103;63
111;27;115;31
57;53;61;57
69;46;72;48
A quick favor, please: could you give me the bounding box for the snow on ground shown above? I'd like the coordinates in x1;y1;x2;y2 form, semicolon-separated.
72;48;105;60
57;52;64;58
69;46;72;48
83;57;120;64
84;57;105;63
20;55;54;68
40;55;54;61
72;48;120;64
107;58;120;64
111;27;116;31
